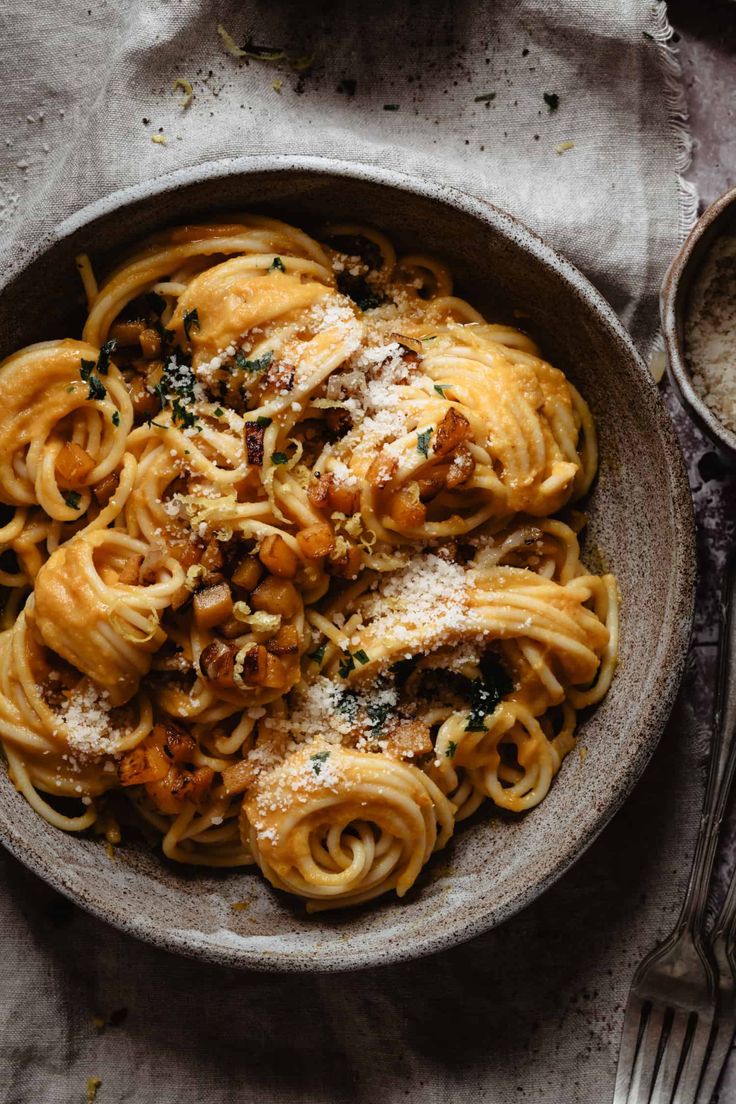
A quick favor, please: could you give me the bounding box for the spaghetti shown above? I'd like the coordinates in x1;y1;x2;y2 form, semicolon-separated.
0;215;618;908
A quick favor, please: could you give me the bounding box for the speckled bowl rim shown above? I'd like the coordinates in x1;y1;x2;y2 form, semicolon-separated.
661;183;736;459
0;155;696;971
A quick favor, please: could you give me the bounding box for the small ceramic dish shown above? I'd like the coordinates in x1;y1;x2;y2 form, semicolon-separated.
661;184;736;460
0;156;696;971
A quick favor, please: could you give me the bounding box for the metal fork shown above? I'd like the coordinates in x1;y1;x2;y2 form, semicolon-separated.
613;551;736;1104
695;872;736;1103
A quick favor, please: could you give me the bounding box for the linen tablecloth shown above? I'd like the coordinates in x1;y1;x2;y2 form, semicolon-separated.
1;2;722;1101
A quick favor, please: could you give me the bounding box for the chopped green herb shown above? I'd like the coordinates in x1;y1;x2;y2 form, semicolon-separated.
235;350;273;373
87;374;107;401
152;358;200;429
213;407;224;417
309;642;327;665
271;451;288;465
434;383;449;397
383;103;400;111
310;749;331;775
255;416;272;428
474;92;496;103
158;325;176;347
183;308;200;340
96;338;117;375
543;92;560;112
111;410;120;427
338;653;356;678
417;427;433;458
354;291;386;311
642;30;654;41
62;490;82;510
66;384;76;393
334;690;358;721
445;740;457;758
171;396;197;429
353;649;370;665
80;356;107;401
269;256;286;272
465;657;513;731
367;698;392;736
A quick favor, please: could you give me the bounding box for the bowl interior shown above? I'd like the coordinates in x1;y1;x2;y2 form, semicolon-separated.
662;186;736;457
0;160;694;970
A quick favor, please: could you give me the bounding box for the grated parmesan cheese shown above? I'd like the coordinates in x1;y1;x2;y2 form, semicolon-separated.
358;553;476;650
54;682;121;759
686;235;736;434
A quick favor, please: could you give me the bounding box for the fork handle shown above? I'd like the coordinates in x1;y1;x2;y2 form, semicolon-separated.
677;552;736;934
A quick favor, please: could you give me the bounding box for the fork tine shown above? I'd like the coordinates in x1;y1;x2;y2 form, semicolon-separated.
674;1014;716;1104
628;1003;668;1103
614;993;648;1103
651;1010;693;1104
694;1017;732;1104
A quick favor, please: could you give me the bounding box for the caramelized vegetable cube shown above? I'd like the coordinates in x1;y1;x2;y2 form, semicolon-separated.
308;473;332;510
128;374;159;419
93;471;119;506
139;328;162;359
266;623;300;655
193;582;234;628
296;523;335;560
307;472;360;515
258;534;298;578
219;617;248;640
231;555;263;591
221;758;260;796
244;422;266;466
251;576;300;617
199;640;236;687
110;320;147;344
238;644;268;684
200;538;225;573
55;442;95;485
366;454;398;489
384;720;433;759
154;722;196;764
118;744;168;786
110;320;146;346
118;554;143;585
262;651;288;689
389;484;427;529
171;766;214;804
434;407;472;457
328;481;360;515
327;540;362;580
446;444;475;488
147;765;214;812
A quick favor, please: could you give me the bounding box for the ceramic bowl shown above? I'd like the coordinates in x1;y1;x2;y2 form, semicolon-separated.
0;156;695;971
661;184;736;460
